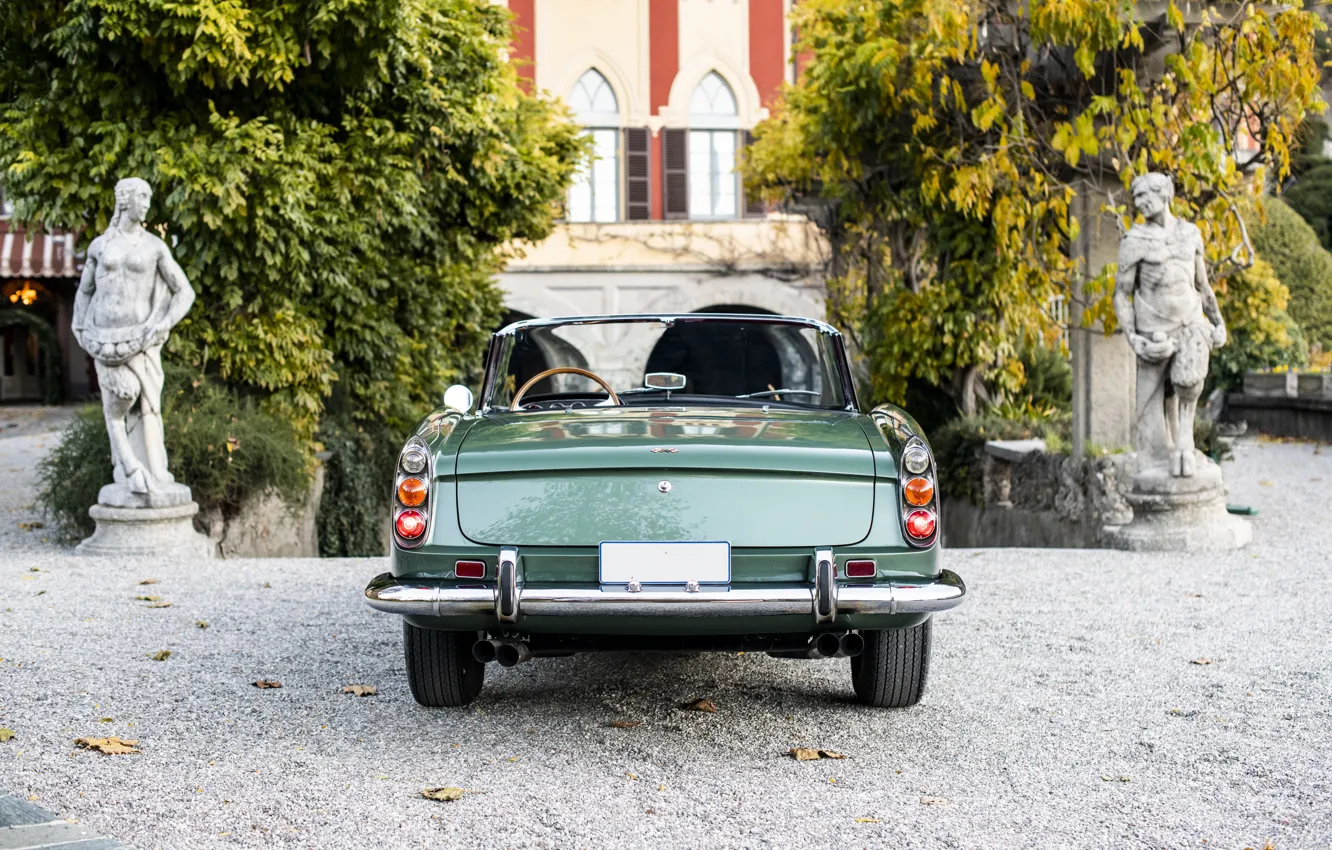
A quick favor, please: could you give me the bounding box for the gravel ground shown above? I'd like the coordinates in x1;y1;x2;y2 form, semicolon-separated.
1;435;1329;849
0;405;77;554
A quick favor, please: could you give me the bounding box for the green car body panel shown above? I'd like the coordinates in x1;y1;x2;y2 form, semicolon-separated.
385;403;942;636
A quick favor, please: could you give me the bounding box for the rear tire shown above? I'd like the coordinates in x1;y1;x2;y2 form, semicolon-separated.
850;619;931;707
403;623;485;707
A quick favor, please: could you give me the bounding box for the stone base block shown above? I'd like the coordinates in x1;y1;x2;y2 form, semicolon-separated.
1103;453;1251;552
97;480;194;509
75;502;215;559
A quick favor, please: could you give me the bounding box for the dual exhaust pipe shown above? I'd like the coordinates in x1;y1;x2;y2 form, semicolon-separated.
807;631;864;659
472;638;531;668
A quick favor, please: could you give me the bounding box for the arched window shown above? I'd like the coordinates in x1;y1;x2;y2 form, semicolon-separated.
567;69;620;223
688;72;740;219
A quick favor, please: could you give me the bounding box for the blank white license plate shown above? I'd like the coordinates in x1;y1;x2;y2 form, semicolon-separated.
599;541;731;585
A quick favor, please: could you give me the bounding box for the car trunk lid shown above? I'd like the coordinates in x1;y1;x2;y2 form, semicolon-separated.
453;408;875;548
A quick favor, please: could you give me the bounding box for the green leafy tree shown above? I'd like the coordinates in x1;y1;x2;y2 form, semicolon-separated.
0;0;585;438
745;0;1324;414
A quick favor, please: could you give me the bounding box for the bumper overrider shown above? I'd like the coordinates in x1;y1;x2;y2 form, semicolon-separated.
365;548;965;626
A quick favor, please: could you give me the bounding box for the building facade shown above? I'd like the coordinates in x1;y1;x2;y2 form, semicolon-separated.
0;187;93;403
494;0;828;371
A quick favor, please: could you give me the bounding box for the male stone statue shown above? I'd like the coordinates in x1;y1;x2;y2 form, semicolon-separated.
72;177;196;507
1113;172;1228;478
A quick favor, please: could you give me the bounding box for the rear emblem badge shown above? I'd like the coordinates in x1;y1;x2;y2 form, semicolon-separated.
657;481;672;493
650;447;678;454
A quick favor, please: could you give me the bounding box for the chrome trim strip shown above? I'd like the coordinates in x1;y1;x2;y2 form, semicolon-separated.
522;587;813;618
813;548;836;625
495;313;841;337
496;547;519;623
363;569;966;620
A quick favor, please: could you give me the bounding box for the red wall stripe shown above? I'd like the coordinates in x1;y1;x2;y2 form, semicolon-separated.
648;0;678;219
748;0;785;107
648;0;679;113
509;0;536;93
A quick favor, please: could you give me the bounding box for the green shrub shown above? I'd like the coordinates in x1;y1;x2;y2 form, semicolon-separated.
1209;256;1309;390
38;369;309;537
1248;197;1332;352
316;414;402;557
1012;343;1072;415
931;411;1071;505
1284;162;1332;252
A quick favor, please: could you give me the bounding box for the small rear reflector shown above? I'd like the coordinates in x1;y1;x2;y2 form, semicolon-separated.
845;559;876;578
455;560;485;579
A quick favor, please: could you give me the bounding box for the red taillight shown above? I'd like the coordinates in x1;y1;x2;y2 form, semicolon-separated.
455;560;485;579
395;510;426;539
845;559;876;578
905;509;936;540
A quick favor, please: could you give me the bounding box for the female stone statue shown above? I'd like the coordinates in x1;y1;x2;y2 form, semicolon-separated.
72;177;196;506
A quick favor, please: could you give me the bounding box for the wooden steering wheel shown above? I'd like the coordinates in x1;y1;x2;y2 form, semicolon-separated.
510;367;622;410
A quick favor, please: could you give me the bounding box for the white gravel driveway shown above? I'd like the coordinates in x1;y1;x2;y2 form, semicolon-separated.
1;435;1329;849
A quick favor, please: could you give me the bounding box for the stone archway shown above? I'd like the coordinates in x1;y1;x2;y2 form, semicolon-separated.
0;308;63;404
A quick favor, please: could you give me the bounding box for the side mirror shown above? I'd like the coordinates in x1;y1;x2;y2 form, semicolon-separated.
644;372;687;390
443;385;474;414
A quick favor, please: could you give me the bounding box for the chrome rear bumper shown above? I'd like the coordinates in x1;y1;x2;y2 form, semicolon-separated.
364;569;965;622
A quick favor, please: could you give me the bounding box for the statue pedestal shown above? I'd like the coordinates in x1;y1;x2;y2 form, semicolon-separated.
1103;453;1251;551
75;500;215;559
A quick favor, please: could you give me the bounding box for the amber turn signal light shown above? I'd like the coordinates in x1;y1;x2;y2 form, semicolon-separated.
903;476;933;506
395;509;427;539
397;477;428;506
905;509;936;540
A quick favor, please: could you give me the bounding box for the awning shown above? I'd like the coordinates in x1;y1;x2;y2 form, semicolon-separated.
0;221;79;278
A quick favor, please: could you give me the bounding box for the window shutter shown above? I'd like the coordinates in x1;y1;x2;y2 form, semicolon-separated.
623;127;651;221
741;131;767;218
662;128;689;220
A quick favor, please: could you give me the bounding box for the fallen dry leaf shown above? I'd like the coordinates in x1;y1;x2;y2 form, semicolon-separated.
75;736;140;755
1190;658;1214;666
625;772;639;781
681;698;718;713
98;718;113;723
1100;775;1132;783
135;595;160;602
138;579;159;585
342;684;377;697
1258;480;1274;487
17;521;44;531
855;817;881;824
0;728;15;742
149;650;172;662
919;797;947;805
421;786;466;802
253;679;283;689
196;620;209;629
789;748;847;761
147;602;173;608
610;720;641;729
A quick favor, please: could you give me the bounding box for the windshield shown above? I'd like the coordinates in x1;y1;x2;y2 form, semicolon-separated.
484;317;850;412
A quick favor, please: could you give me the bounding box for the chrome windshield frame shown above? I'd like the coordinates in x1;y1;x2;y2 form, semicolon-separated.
478;313;859;414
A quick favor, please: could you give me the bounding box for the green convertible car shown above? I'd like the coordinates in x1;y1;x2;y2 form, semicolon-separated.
365;314;965;707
